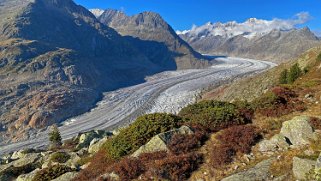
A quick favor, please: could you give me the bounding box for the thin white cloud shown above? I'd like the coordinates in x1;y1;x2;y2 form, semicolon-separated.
177;12;312;39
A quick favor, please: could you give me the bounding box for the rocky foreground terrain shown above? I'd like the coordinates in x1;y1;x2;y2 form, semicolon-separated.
0;0;208;144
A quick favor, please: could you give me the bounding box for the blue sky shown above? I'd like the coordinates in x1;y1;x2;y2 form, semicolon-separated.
74;0;321;35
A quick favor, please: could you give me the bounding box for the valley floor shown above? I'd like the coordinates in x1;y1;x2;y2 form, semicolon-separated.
0;57;276;156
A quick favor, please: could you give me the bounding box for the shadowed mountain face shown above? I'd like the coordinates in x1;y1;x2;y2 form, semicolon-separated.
180;24;320;63
95;9;209;69
0;0;207;143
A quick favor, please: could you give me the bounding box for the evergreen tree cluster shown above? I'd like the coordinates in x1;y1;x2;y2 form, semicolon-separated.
279;63;302;84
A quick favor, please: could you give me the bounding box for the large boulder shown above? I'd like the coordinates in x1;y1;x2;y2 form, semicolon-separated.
51;171;78;181
88;137;109;154
0;153;42;180
292;157;315;180
280;116;316;146
16;168;40;181
76;130;111;149
259;134;290;153
221;158;274;181
131;126;194;157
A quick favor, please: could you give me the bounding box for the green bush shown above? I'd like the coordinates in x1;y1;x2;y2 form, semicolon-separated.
178;101;251;131
50;152;71;163
32;165;74;181
103;113;182;159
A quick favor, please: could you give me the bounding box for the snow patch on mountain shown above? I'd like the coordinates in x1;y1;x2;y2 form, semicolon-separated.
177;12;311;39
89;9;105;18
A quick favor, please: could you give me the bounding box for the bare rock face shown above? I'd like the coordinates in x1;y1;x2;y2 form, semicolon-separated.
96;9;209;70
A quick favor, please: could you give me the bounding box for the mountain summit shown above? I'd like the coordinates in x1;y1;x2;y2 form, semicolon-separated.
93;9;209;69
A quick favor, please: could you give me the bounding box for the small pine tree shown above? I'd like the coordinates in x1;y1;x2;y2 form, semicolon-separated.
279;69;288;84
49;125;62;148
288;63;302;84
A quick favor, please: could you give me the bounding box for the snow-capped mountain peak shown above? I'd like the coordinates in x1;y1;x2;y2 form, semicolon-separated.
177;13;312;40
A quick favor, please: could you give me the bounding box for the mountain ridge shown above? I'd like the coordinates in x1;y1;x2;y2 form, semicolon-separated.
179;18;320;62
94;9;209;69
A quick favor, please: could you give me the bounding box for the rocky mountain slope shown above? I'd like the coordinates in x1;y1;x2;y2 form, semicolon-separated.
0;0;207;144
179;18;320;63
92;9;209;69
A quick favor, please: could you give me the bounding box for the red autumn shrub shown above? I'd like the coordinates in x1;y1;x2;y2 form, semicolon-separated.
255;86;306;117
147;153;202;181
209;144;236;168
111;157;145;180
217;125;260;153
73;150;115;181
168;134;200;155
138;151;168;164
187;123;210;142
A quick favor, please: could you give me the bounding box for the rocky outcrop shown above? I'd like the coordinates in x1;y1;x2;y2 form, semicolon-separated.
221;158;275;181
88;137;109;154
16;169;40;181
258;134;290;153
259;116;317;154
131;126;194;157
76;130;111;149
292;157;315;180
280;116;316;146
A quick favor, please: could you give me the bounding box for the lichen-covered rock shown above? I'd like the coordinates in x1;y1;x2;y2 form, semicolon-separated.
221;158;274;181
9;153;42;168
16;168;40;181
65;152;81;169
76;130;111;149
280;116;316;146
0;153;42;180
259;134;290;152
88;137;109;154
51;171;78;181
292;157;315;180
131;126;194;157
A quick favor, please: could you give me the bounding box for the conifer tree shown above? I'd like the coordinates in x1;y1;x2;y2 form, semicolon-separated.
49;125;62;148
279;69;288;84
288;63;302;84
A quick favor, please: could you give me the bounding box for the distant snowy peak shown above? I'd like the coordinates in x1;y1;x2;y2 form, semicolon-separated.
177;16;309;40
89;9;105;18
